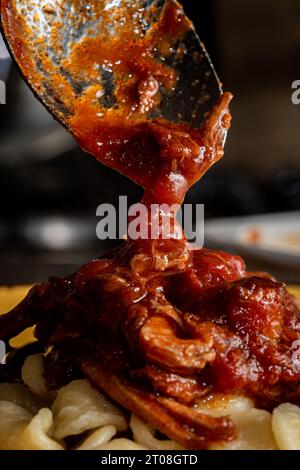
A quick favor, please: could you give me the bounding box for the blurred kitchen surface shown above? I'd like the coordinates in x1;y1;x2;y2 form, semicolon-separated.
0;0;300;285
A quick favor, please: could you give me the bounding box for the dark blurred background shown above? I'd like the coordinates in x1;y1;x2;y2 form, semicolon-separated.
0;0;300;284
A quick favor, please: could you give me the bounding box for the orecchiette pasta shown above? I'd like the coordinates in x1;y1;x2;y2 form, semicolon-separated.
52;379;128;440
95;438;147;450
213;408;277;450
20;408;64;450
195;394;254;417
76;425;117;450
0;400;32;450
0;355;300;450
272;403;300;450
0;402;63;450
196;395;276;450
0;383;46;414
130;415;182;450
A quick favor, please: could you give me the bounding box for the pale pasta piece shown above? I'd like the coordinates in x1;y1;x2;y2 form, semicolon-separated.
96;438;147;450
272;403;300;450
0;383;45;414
52;379;128;440
76;425;117;450
211;408;277;450
0;401;63;450
21;354;51;398
130;414;182;450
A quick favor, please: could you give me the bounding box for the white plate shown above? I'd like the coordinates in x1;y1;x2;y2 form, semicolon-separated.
204;211;300;266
